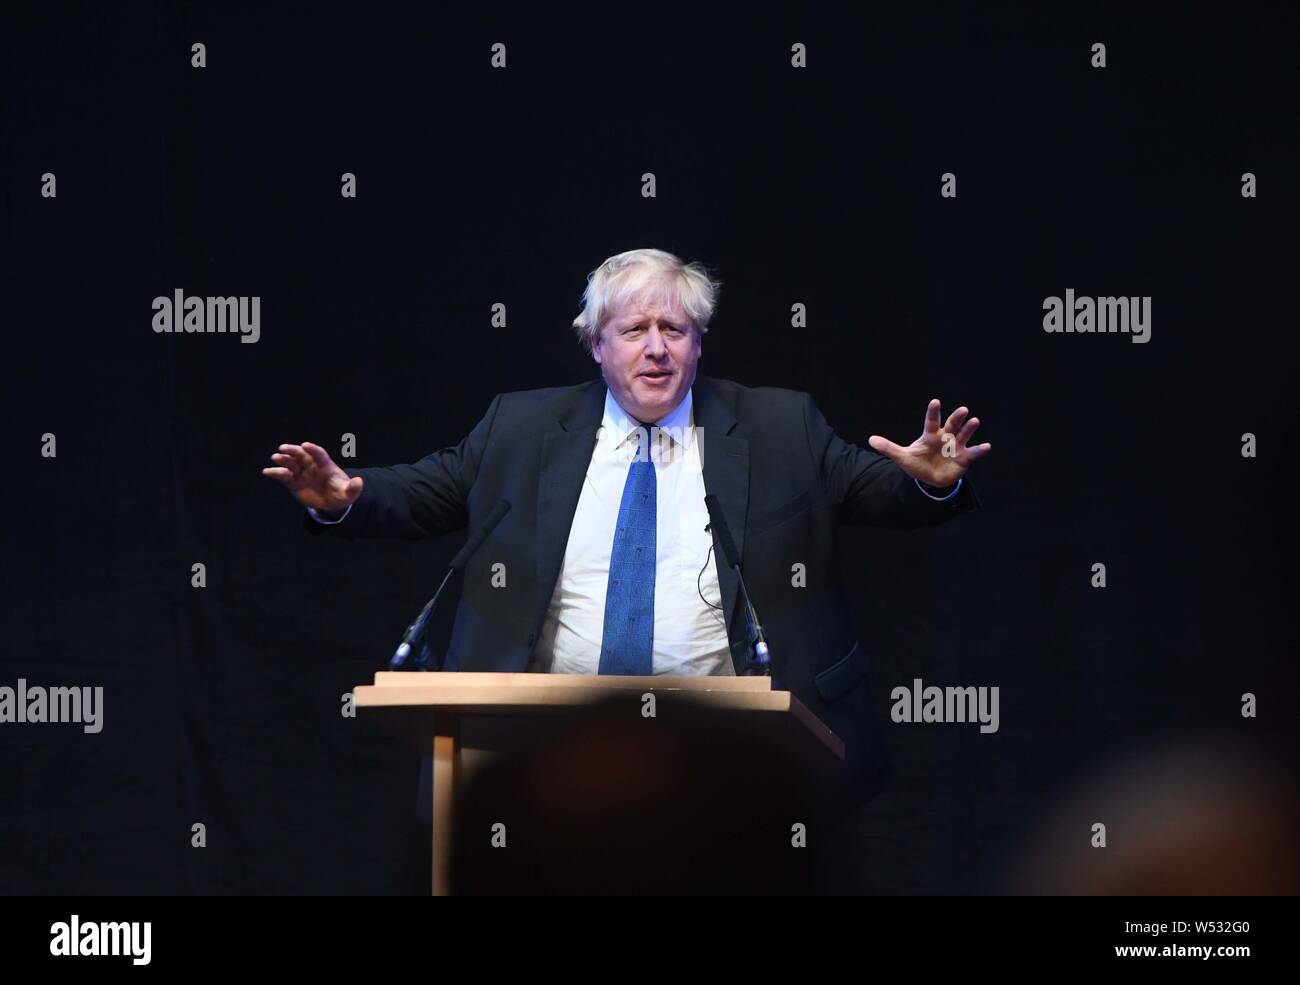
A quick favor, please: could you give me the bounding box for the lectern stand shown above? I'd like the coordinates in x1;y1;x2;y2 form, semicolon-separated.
354;672;844;895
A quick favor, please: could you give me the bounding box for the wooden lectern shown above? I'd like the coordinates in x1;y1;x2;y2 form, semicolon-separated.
354;672;845;895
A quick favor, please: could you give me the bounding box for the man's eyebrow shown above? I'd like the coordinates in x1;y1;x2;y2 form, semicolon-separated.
622;315;682;328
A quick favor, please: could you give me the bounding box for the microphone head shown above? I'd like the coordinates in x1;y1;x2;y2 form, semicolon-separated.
390;642;412;669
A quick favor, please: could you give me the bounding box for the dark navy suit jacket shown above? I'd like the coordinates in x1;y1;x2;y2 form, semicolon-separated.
306;375;979;805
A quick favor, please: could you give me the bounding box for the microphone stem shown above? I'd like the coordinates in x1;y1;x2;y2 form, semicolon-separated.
390;566;455;669
732;562;770;674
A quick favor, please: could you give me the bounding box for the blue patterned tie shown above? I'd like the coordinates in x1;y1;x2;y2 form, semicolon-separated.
598;447;657;675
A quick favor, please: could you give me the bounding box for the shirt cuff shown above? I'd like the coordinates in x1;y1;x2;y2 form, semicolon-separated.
307;503;353;524
915;476;963;502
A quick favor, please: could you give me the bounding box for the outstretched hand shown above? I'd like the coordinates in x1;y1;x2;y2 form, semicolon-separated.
262;442;364;514
868;399;991;489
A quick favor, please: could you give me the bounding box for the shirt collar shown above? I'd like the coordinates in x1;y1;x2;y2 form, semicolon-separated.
601;386;696;455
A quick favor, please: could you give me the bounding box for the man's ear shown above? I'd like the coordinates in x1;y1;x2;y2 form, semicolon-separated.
591;332;603;365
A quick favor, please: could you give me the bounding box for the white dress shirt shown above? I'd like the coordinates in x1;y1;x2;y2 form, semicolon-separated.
530;387;733;676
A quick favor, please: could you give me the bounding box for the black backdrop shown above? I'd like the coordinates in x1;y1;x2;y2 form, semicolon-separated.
3;2;1297;894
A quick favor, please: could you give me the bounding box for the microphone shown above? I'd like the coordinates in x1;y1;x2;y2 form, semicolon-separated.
389;499;512;670
703;494;771;674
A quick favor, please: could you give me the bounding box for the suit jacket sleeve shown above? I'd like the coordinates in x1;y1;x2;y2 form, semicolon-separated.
302;394;503;540
802;393;980;528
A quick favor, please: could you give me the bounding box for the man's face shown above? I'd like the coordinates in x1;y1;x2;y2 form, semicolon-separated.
592;294;702;424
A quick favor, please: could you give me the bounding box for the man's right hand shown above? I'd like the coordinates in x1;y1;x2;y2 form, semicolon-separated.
262;442;364;516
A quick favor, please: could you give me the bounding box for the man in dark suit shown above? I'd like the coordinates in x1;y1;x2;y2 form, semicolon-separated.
263;248;990;806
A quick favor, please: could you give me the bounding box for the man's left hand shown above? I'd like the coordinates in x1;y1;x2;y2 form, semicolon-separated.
868;398;992;489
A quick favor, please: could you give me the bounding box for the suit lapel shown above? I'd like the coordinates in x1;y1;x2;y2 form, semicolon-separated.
693;377;751;668
533;381;605;637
